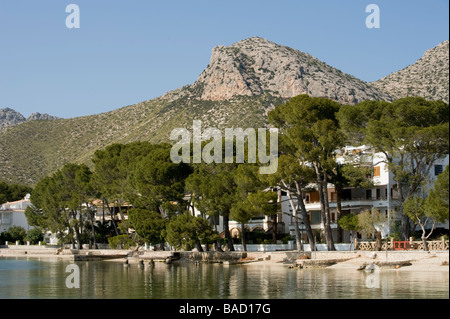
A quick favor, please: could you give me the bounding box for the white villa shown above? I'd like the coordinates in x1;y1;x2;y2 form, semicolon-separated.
227;146;449;245
0;194;32;233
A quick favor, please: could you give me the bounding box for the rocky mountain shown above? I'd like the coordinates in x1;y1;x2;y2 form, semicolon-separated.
0;37;447;185
371;40;449;103
0;108;61;130
26;112;61;122
173;37;392;104
0;108;26;129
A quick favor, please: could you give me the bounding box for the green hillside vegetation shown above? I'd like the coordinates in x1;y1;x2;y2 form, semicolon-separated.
0;91;286;185
1;38;447;186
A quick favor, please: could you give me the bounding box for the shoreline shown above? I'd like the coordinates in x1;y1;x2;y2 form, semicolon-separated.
1;246;448;273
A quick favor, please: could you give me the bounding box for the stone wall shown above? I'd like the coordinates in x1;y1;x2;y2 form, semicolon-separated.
178;251;247;263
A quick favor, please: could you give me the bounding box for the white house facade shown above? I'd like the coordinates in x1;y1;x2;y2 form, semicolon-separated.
0;195;32;233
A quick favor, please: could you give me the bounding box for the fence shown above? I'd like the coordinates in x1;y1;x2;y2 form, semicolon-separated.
355;238;449;251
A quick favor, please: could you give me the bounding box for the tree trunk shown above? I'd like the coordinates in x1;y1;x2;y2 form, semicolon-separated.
213;224;223;252
223;214;235;251
195;239;204;252
374;231;382;251
419;222;431;252
293;208;302;252
335;187;343;243
285;187;303;252
400;211;411;241
214;239;223;252
271;214;278;243
72;211;82;249
89;211;97;249
322;172;335;251
300;207;315;251
315;168;335;251
295;182;316;251
398;180;412;241
118;203;125;222
104;198;119;236
241;222;247;252
295;181;316;251
422;237;429;252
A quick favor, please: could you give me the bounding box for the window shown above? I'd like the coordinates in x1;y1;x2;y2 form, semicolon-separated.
342;189;352;201
376;188;381;199
330;192;337;201
373;166;381;177
435;165;443;176
309;211;321;224
366;190;372;200
309;191;320;203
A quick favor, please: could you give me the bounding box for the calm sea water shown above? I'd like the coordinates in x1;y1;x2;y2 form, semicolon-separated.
0;257;448;299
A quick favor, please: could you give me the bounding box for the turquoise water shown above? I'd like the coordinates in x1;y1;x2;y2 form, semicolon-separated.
0;257;448;299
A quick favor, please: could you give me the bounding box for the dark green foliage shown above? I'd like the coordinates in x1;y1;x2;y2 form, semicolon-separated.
25;227;44;244
128;208;167;245
425;165;449;222
27;163;97;248
0;182;32;204
165;212;218;251
268;95;345;251
0;226;27;244
108;234;136;249
337;97;449;240
337;213;359;232
0;93;286;185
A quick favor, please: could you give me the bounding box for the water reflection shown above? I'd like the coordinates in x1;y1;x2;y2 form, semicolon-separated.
0;257;448;299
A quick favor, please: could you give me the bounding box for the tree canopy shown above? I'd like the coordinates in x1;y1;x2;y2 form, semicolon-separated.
337;97;449;240
268;95;344;250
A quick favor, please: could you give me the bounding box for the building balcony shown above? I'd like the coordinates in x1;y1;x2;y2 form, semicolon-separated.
289;222;338;232
229;218;270;232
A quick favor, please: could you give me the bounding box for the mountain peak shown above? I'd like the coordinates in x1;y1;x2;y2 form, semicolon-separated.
26;112;62;122
0;107;26;128
191;38;391;104
0;108;62;129
371;40;449;103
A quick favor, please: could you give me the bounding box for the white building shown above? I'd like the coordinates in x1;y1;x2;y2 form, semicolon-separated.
0;194;32;233
280;147;449;243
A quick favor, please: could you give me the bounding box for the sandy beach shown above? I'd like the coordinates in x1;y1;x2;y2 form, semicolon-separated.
328;253;449;272
241;251;450;273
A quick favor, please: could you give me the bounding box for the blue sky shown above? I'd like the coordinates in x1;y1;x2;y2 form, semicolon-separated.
0;0;448;119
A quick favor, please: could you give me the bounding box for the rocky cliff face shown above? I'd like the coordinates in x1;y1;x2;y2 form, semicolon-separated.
26;112;61;122
190;37;392;104
371;40;449;103
0;108;61;130
0;108;26;129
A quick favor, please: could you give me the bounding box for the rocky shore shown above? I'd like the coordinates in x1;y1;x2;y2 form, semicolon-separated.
1;245;448;273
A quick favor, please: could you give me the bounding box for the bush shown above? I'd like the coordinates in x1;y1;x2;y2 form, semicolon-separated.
1;226;27;244
281;234;295;244
108;235;135;249
26;227;44;244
